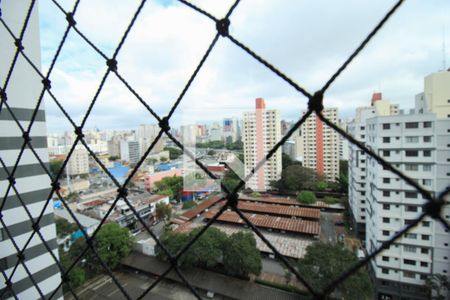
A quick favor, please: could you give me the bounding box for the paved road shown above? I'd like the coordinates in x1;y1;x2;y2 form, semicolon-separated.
320;212;336;243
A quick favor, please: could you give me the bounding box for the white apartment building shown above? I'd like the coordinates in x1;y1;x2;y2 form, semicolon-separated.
0;2;62;299
348;71;450;299
67;146;89;176
120;141;140;164
348;94;399;238
137;124;164;155
300;107;340;180
243;98;282;192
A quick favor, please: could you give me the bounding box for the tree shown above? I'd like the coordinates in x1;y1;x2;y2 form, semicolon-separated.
160;156;168;162
108;155;119;161
282;153;301;168
164;147;183;160
185;227;228;268
155;202;172;222
154;176;183;201
297;191;316;205
146;158;158;165
425;274;450;300
222;170;240;192
223;231;262;278
55;218;79;238
182;200;197;209
315;181;328;191
207;149;216;156
69;223;134;273
157;230;190;264
335;160;349;193
297;242;372;300
274;165;317;192
60;249;86;292
50;159;64;178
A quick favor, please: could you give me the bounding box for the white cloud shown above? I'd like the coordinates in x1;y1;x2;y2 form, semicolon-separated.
38;0;450;132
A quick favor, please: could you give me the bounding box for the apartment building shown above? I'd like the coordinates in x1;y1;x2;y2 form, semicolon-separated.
243;98;282;191
300;107;340;180
120;141;140;164
349;71;450;299
348;94;399;239
0;2;62;298
67;146;89;176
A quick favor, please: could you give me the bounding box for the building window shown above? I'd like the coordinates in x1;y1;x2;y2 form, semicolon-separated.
423;165;432;171
383;191;390;197
382;256;389;262
422;235;430;241
383;178;390;183
405;164;418;171
405;136;419;143
383;150;390;157
405;122;419;129
406;206;418;212
421;248;429;254
405;233;417;239
404;259;416;265
423;136;432;142
383;124;390;130
405;191;417;198
383;137;390;143
383;217;390;223
383;204;390;210
405;150;418;157
404;245;416;253
423;150;431;157
382;230;389;236
382;268;389;274
420;262;428;267
423;179;432;186
423;121;432;128
405;219;414;225
403;271;416;279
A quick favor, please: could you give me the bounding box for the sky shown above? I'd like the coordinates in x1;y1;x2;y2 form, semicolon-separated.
37;0;450;133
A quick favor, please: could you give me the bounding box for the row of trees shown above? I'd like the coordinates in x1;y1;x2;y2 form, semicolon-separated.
196;140;243;150
154;176;183;201
60;223;134;291
158;227;261;278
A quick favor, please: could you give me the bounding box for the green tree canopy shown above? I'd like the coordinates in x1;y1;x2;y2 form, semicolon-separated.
297;191;316;205
154;176;183;201
282;153;301;168
185;227;228;268
223;231;262;278
55;218;79;238
155;202;172;222
164;147;183;160
297;242;372;300
68;223;134;273
222;170;241;192
49;159;64;178
273;165;317;192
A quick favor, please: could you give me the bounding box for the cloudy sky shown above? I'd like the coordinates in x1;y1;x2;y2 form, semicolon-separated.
38;0;450;132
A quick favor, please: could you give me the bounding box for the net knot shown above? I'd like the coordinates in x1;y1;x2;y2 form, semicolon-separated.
117;187;128;198
158;117;170;132
51;181;61;190
14;39;24;51
424;199;443;220
32;222;40;231
74;126;84;138
107;58;118;72
216;19;230;37
308;91;324;113
0;89;6;102
227;193;239;208
22;131;31;142
66;13;76;27
17;253;25;261
8;176;15;185
42;78;51;90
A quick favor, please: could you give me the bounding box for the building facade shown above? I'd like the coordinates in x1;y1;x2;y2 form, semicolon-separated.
120;140;140;164
0;2;62;298
243;98;282;191
300;107;340;180
67;147;89;176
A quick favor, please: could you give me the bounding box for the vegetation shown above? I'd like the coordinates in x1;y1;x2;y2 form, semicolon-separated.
222;170;241;192
323;196;341;205
281;153;301;168
160;156;168;162
182;200;197;209
296;191;316;205
223;231;262;278
155;202;172;222
250;192;261;197
164;147;183;160
55;218;79;238
154;176;183;201
146;158;158;165
297;242;372;300
425;274;449;300
49;159;64;178
335;160;349;193
108;155;120;161
62;223;134;292
196;140;243;151
207;149;216;156
271;165;317;192
158;228;261;278
315;180;328;191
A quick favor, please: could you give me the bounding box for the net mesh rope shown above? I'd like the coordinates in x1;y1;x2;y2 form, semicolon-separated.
0;0;449;299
